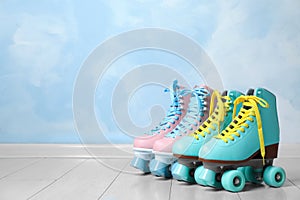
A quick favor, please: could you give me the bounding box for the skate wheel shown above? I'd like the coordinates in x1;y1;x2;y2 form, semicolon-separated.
149;159;172;178
171;163;195;183
130;157;150;173
238;166;263;184
170;161;179;172
221;170;245;192
194;166;222;188
194;166;207;186
263;166;286;187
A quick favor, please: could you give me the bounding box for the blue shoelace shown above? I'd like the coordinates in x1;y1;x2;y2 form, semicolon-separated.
146;80;190;135
165;87;210;138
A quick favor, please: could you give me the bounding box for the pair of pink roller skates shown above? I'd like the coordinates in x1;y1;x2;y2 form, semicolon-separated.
131;80;212;177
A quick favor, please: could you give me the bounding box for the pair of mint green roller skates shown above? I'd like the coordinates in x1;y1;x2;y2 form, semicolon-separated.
172;88;286;192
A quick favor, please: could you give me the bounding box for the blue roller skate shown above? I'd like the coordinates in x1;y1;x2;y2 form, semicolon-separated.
198;88;286;192
172;90;243;185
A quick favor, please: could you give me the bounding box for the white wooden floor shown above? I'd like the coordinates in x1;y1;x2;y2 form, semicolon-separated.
0;144;299;200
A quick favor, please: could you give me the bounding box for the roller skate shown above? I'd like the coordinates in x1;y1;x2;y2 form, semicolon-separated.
149;86;213;178
131;80;191;173
197;88;286;192
172;90;244;184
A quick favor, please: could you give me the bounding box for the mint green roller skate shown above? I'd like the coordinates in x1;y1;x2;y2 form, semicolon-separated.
197;88;286;192
172;90;243;184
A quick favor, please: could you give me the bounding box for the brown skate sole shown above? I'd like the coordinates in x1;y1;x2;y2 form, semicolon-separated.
197;143;279;164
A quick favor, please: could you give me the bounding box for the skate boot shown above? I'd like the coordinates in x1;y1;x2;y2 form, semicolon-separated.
172;90;243;184
131;80;191;173
149;86;213;178
197;88;286;192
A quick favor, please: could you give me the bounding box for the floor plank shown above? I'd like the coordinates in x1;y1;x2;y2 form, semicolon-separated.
170;180;240;200
0;158;40;179
0;158;85;200
29;159;129;200
99;162;171;200
275;158;300;188
238;181;300;200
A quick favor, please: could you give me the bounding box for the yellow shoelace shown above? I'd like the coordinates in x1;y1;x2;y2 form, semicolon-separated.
216;96;269;165
193;91;231;140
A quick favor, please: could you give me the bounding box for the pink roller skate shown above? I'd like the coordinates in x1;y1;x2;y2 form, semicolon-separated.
131;80;191;173
149;86;213;178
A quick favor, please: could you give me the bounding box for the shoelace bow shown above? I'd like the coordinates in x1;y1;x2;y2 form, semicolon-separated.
166;88;210;138
215;96;269;165
193;91;231;140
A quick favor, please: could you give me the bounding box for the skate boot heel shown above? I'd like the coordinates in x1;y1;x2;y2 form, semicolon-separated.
255;88;280;147
254;143;278;159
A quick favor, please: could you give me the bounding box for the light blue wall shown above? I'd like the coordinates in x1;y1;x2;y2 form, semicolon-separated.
1;0;300;143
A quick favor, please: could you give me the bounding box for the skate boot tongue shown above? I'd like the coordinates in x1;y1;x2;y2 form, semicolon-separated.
246;88;255;95
222;90;228;96
243;89;254;109
243;105;252;110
